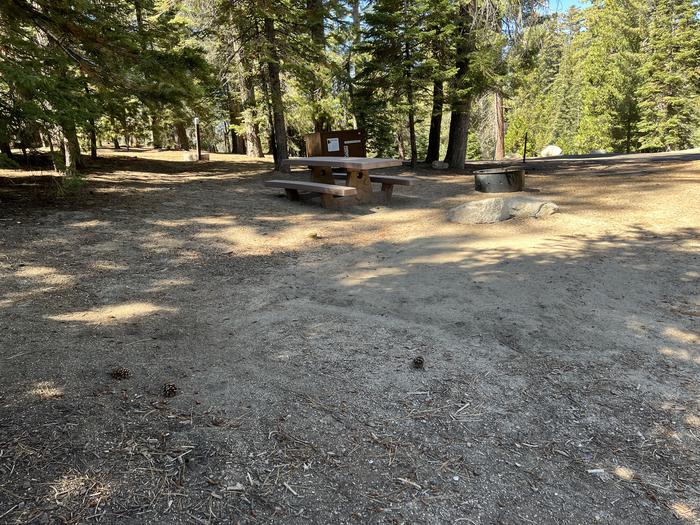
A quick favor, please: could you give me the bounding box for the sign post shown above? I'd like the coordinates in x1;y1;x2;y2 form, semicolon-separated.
194;117;201;161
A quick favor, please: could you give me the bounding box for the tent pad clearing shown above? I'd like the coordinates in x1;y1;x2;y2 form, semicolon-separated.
0;149;698;524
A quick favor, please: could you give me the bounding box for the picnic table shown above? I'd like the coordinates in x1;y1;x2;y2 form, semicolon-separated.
265;156;416;209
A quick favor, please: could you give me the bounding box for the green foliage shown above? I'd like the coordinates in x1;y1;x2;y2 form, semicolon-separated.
637;0;700;151
507;1;700;156
575;0;643;153
1;0;699;172
0;153;20;169
55;172;85;197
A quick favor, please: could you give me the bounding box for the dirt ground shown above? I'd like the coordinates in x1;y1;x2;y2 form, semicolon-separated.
0;149;698;524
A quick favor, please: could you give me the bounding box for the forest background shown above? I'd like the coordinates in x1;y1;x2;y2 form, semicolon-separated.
1;0;699;172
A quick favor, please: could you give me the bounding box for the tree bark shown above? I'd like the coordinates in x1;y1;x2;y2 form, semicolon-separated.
307;0;330;132
405;41;417;167
444;101;471;168
223;124;231;153
494;91;505;160
444;2;475;169
225;86;242;154
0;119;11;157
348;0;361;128
175;121;190;150
425;81;443;163
307;0;325;46
88;118;97;159
235;47;264;157
264;17;288;170
397;130;406;159
150;108;162;149
113;137;120;149
62;122;82;172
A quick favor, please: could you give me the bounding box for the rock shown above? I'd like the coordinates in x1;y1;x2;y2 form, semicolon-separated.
431;160;449;170
539;145;562;157
447;196;559;224
508;196;559;218
590;149;607;154
448;197;509;224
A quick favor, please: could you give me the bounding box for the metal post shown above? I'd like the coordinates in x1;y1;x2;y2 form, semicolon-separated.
194;117;201;161
522;132;528;164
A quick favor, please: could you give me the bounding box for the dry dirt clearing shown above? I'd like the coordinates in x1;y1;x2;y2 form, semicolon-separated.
1;150;699;524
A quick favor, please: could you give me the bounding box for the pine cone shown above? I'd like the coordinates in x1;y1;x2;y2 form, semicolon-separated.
111;367;132;380
162;383;178;398
412;356;425;369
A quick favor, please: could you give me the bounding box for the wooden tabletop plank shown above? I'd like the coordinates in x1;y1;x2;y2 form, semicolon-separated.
282;156;404;170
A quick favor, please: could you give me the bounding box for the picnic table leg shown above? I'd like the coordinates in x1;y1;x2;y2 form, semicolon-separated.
311;166;335;185
380;183;394;204
285;188;300;201
346;169;374;203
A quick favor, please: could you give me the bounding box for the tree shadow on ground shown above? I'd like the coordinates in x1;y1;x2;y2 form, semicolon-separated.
0;202;697;524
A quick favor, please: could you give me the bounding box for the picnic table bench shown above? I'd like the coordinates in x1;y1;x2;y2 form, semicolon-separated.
265;156;416;209
264;180;358;208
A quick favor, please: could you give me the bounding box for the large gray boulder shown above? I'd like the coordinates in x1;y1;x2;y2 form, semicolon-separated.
540;145;562;157
448;196;559;224
431;160;449;170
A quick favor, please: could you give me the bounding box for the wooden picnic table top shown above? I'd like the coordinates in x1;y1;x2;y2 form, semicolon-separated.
282;156;404;171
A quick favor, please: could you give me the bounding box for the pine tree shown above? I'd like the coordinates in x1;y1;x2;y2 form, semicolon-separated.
358;0;433;166
575;0;643;153
637;0;700;151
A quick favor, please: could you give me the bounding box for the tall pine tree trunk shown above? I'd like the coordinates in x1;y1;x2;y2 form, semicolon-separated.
348;0;361;129
235;47;264;157
62;122;82;172
444;2;475;169
494;91;505;160
264;17;288;170
405;42;417;167
226;87;242;154
444;101;471;168
425;80;443;162
307;0;329;132
150;108;162;149
175;122;190;150
84;86;97;159
0;119;11;157
396;130;406;159
88;118;97;159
